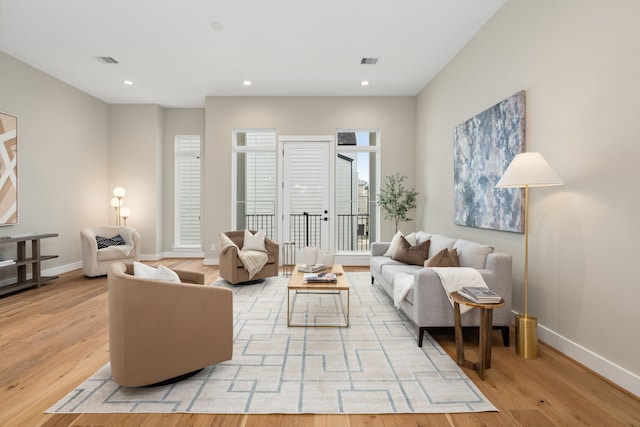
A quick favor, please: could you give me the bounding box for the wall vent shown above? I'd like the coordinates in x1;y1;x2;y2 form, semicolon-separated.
96;56;119;64
360;57;379;65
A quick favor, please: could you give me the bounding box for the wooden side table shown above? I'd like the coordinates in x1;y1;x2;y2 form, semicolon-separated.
449;291;505;380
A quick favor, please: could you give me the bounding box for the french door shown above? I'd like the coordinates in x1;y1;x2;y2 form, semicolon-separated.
279;136;334;259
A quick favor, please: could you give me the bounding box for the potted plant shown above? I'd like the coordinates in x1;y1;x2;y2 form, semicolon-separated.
376;173;419;232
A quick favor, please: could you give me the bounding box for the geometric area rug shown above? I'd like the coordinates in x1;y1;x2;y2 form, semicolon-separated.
47;272;497;414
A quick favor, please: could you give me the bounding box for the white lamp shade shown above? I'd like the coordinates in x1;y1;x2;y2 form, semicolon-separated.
110;197;121;208
113;187;126;197
496;152;564;188
120;207;131;218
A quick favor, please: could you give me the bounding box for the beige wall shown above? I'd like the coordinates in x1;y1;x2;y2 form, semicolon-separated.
108;104;164;255
417;0;640;381
204;96;416;260
0;51;108;269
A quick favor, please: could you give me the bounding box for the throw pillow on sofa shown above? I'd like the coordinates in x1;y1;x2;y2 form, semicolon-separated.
392;236;430;266
425;248;459;267
95;234;126;249
383;231;421;257
242;229;267;252
133;261;181;283
453;239;493;269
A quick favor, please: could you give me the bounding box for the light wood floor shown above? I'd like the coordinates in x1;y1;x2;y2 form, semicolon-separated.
1;259;638;426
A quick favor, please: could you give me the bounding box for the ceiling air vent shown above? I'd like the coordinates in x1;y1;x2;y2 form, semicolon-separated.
96;56;119;64
360;57;379;65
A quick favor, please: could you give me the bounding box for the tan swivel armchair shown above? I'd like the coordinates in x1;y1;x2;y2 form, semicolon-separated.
81;226;141;277
219;230;279;284
108;262;233;387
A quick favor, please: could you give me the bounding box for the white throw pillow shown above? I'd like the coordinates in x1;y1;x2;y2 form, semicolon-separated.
383;231;404;257
404;232;418;246
133;261;181;283
243;229;267;252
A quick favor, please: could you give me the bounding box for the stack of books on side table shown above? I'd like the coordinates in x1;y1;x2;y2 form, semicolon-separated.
457;286;502;303
303;272;337;283
298;264;325;273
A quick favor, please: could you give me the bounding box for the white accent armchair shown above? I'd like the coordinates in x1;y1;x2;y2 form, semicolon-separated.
80;226;141;277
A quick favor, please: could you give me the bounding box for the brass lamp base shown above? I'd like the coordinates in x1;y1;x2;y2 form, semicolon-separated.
515;313;538;359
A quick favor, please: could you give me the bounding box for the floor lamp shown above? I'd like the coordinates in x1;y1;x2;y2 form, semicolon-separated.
496;152;563;359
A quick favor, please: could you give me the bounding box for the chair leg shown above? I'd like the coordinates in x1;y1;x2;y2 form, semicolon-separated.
371;276;374;284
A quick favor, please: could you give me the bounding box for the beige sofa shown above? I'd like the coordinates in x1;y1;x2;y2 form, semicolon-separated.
371;232;512;347
108;262;233;387
219;230;279;284
81;226;141;277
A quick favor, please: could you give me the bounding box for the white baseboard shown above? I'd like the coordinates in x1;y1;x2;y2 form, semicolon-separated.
535;318;640;398
44;261;82;277
203;258;219;266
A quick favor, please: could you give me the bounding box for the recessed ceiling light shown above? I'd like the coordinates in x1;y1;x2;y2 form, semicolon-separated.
243;80;252;86
361;80;370;86
211;21;224;31
123;80;134;86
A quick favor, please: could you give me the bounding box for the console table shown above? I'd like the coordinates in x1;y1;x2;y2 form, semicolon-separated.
0;233;59;296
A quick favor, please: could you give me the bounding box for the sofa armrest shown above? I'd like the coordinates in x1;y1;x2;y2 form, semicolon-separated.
265;238;280;265
371;242;390;257
478;252;512;308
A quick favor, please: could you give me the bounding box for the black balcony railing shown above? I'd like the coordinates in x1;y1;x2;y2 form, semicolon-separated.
336;213;370;251
244;214;276;239
244;213;371;251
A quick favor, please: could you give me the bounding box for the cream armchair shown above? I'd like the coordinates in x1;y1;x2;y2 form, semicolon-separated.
108;262;233;387
81;226;141;277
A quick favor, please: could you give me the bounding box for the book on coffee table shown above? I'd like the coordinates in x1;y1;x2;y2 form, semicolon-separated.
298;264;325;273
303;273;337;283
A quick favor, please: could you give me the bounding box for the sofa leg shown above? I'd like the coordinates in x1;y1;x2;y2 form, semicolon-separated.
371;276;374;285
418;327;427;347
499;326;510;347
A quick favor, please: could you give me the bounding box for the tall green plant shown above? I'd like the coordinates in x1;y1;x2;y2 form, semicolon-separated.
376;173;418;232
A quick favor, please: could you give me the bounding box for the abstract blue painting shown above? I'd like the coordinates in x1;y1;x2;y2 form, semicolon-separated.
454;91;525;233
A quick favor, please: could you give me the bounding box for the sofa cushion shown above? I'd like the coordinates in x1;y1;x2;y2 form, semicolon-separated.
392;236;430;266
428;234;457;258
380;263;422;287
236;252;276;267
415;231;432;245
425;248;459;267
453;239;494;269
97;246;135;261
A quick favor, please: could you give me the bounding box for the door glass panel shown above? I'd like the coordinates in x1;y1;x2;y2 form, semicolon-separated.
283;143;330;252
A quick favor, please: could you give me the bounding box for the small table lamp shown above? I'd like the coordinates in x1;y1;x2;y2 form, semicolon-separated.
496;152;563;359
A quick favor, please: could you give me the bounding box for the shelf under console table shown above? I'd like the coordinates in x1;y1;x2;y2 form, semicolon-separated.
0;233;59;296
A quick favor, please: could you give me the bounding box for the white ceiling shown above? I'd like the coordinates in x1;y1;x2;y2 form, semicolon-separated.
0;0;504;108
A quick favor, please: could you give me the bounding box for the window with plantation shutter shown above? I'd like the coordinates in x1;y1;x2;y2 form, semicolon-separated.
175;135;201;248
233;130;277;239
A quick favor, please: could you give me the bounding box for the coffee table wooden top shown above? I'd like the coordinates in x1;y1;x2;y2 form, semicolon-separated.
288;264;349;291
